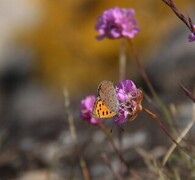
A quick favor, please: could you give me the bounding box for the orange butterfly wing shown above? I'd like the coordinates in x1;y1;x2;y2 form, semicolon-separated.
92;97;116;119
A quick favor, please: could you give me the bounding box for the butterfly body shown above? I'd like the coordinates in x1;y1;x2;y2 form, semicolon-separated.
92;81;119;119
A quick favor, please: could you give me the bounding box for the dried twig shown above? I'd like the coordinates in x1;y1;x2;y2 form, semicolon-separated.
136;148;166;179
127;39;176;135
143;108;195;160
98;123;130;170
102;153;122;180
64;88;91;180
180;83;195;103
162;104;195;166
162;0;194;33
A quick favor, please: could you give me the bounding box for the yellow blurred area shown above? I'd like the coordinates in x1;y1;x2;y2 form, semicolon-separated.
8;0;194;97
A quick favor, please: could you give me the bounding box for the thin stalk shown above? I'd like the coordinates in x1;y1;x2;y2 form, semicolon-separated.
98;123;130;170
102;153;122;180
119;38;127;81
162;104;195;166
128;39;155;96
180;83;195;103
143;108;195;160
127;39;177;135
118;38;127;178
161;0;194;33
64;89;91;180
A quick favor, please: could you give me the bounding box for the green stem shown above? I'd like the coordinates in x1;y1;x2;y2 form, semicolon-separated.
118;38;127;178
119;38;126;81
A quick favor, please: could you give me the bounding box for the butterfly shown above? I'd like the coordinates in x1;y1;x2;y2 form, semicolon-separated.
92;81;119;118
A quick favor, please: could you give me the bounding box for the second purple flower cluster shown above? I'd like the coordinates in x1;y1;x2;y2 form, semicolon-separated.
188;25;195;42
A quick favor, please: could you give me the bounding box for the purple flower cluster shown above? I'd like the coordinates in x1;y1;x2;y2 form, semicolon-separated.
80;80;143;125
113;80;143;124
188;33;195;42
95;7;140;40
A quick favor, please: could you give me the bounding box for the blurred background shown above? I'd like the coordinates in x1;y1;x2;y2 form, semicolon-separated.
0;0;194;179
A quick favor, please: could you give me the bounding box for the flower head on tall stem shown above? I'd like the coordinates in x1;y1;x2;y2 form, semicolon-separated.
188;25;195;42
95;7;140;40
114;80;143;124
188;33;195;42
81;95;102;125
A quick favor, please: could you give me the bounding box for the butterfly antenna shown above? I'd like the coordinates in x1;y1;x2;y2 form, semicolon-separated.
110;123;114;133
118;125;124;132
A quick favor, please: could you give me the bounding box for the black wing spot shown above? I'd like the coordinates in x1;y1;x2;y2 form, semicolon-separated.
102;111;104;115
106;111;108;115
